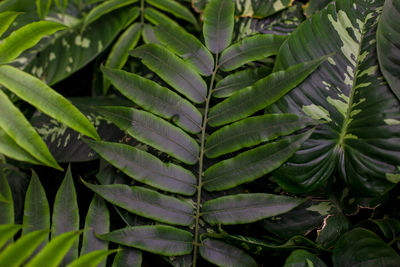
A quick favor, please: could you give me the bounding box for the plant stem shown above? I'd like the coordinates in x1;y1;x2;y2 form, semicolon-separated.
140;0;145;27
192;54;219;266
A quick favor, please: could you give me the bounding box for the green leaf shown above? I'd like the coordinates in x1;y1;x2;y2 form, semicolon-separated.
142;24;160;44
66;249;118;267
82;181;194;226
303;0;333;17
154;22;214;76
219;34;286;71
316;213;350;248
284;249;327;267
0;166;14;224
0;20;66;64
26;230;83;267
240;0;293;17
103;22;141;94
51;165;79;265
200;238;257;267
144;7;178;26
333;228;400;267
0;11;20;37
371;218;400;241
36;0;52;19
101;66;202;133
97;106;199;165
84;140;196;196
209;56;328;127
271;0;400;195
147;0;197;25
112;246;142;267
131;43;207;103
203;129;313;191
54;0;67;11
80;195;109;267
213;67;271;98
82;0;138;31
22;171;50;237
202;193;305;225
0;224;21;248
0;81;61;169
377;0;400;101
205;114;315;158
0;229;49;267
100;225;193;256
203;0;234;54
0;65;100;141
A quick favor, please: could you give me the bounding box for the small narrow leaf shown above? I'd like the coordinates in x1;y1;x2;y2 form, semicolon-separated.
203;129;313;191
203;0;234;54
144;7;179;26
0;229;49;267
206;114;315;158
0;21;66;64
82;181;194;226
0;90;61;169
0;11;21;37
0;166;14;224
200;239;257;267
26;231;83;267
142;24;160;44
99;225;193;256
202;193;305;225
284;249;327;267
84;140;196;196
154;22;214;76
0;65;100;141
82;0;138;31
112;246;142;267
219;34;286;71
209;56;328;126
66;249;118;267
97;106;199;164
36;0;52;19
51;166;79;265
213;67;271;98
0;225;21;248
131;44;207;103
147;0;197;25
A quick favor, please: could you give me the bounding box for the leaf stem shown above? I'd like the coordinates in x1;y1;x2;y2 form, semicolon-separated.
140;0;145;27
193;53;219;266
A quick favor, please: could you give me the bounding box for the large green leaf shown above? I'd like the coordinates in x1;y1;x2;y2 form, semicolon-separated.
82;181;194;226
99;225;193;256
333;228;400;267
112;246;142;267
270;0;400;195
203;129;313;191
284;249;327;267
203;0;234;54
154;22;214;76
97;106;199;164
0;224;21;248
0;20;66;64
199;238;257;267
66;249;118;267
0;11;20;37
0;166;14;224
51;166;79;265
202;193;305;225
147;0;197;25
85;140;196;196
208;56;328;127
316;213;350;248
0;65;100;141
0;90;60;169
205;114;315;158
102;66;202;133
377;0;400;101
219;34;286;71
130;44;207;103
0;229;48;267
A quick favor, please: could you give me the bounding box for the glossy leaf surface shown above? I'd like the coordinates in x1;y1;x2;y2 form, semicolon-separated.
147;0;197;25
284;249;327;267
0;11;20;37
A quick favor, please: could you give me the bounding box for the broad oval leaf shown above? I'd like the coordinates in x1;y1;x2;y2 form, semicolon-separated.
112;246;142;267
0;65;100;140
66;249;118;267
284;249;327;267
0;224;21;248
0;20;66;64
203;0;235;54
203;129;314;191
208;56;328;127
332;228;400;267
206;114;315;158
154;22;214;76
147;0;197;25
130;43;207;103
84;139;197;196
82;181;194;226
316;213;350;248
102;66;202;133
0;11;20;37
271;0;400;195
377;0;400;101
202;193;305;225
200;239;257;267
99;225;193;256
97;106;200;165
219;34;286;71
